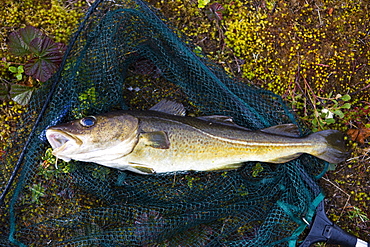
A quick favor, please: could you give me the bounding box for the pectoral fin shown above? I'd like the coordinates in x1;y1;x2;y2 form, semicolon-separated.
140;131;170;149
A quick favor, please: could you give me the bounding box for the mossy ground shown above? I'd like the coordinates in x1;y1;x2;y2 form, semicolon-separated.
0;0;91;242
1;0;369;245
148;0;369;243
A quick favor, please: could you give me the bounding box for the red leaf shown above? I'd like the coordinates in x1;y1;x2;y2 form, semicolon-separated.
328;8;334;15
29;36;62;57
347;126;370;144
24;52;63;82
7;26;43;56
209;3;224;20
25;37;65;82
210;3;224;12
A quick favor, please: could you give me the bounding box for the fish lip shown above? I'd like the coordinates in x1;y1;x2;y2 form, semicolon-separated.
46;129;82;151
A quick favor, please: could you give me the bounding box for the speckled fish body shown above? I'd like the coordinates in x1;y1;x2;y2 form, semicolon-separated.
46;100;348;174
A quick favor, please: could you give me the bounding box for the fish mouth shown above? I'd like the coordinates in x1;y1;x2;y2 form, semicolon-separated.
46;129;82;155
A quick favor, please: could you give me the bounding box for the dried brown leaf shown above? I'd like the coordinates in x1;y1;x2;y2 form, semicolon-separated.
347;126;370;144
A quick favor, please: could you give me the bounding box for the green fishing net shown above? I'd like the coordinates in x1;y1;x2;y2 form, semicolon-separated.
1;0;330;246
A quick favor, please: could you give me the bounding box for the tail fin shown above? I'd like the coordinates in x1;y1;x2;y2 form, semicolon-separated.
310;130;349;163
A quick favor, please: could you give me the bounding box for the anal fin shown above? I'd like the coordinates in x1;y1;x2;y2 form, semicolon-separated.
207;163;244;171
267;153;303;163
128;163;156;174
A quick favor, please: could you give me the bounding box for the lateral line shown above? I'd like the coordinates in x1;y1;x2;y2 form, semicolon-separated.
148;116;311;147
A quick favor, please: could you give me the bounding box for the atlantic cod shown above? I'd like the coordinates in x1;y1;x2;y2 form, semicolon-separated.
46;100;348;174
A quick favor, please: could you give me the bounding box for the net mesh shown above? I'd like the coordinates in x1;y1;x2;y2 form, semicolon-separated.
1;0;329;246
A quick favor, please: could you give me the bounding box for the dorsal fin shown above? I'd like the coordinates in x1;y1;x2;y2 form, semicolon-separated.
260;124;301;137
197;115;234;123
197;115;251;130
149;99;186;116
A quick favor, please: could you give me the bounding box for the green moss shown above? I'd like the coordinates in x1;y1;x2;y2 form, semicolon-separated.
0;0;89;149
223;1;369;101
1;0;369;242
0;100;25;150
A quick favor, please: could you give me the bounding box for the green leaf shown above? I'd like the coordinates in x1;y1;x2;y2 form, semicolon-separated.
8;26;43;56
333;109;344;118
325;118;335;124
311;118;318;127
17;65;24;73
10;84;34;105
9;66;24;80
341;103;351;109
16;73;23;81
198;0;210;8
252;163;264;177
194;46;204;58
317;118;326;125
320;112;329;118
8;66;17;73
340;94;351;101
327;163;337;171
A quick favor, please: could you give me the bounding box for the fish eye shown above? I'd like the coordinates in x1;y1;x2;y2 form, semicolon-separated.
80;116;96;127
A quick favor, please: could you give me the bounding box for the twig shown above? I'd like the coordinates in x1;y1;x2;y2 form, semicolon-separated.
321;177;351;222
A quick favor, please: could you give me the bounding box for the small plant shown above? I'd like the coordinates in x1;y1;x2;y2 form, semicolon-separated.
193;46;205;58
91;166;111;181
0;60;29;103
2;26;66;105
72;87;99;118
347;206;369;223
206;3;224;21
185;175;200;188
29;183;46;204
7;26;66;82
39;148;75;179
8;65;24;81
237;184;249;196
306;93;352;132
251;163;264;177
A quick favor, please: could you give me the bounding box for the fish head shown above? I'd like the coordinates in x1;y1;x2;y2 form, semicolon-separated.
46;112;139;163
